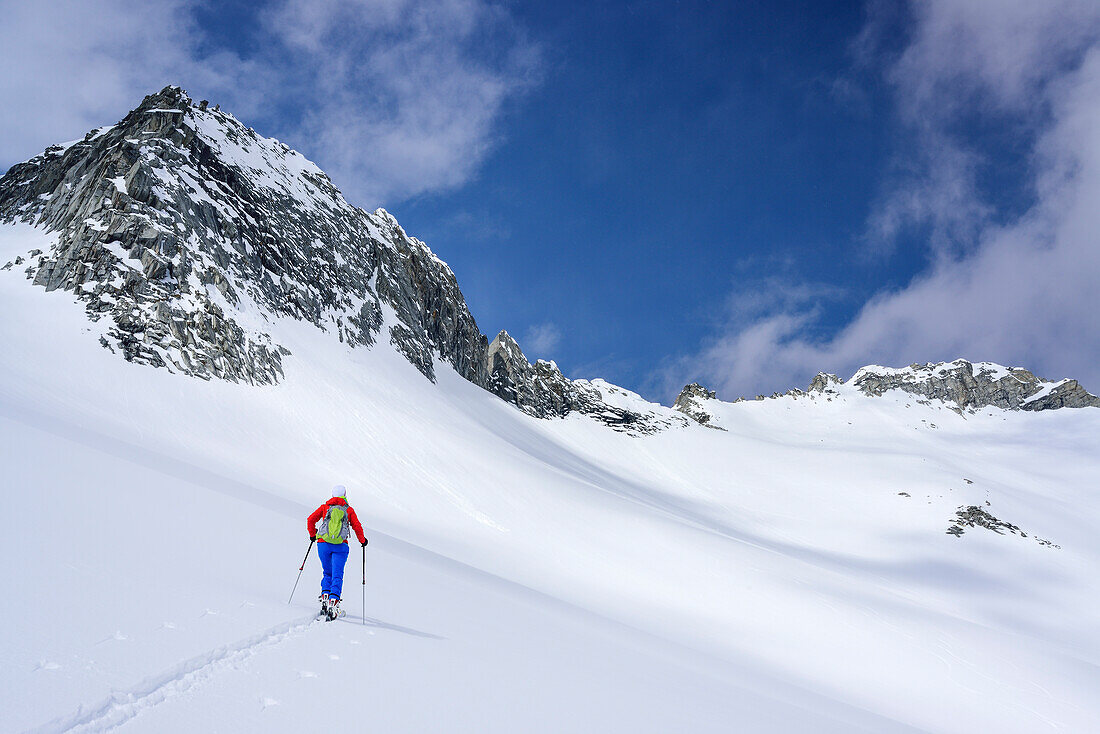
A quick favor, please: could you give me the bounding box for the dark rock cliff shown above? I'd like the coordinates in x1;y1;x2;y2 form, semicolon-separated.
0;86;678;432
0;87;488;387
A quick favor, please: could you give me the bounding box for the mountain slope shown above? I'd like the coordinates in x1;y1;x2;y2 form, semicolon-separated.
0;86;678;431
2;90;1100;733
4;222;1100;733
0;86;484;386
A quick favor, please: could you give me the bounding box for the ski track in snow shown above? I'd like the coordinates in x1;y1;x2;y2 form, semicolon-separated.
4;220;1100;732
28;615;323;733
26;608;446;734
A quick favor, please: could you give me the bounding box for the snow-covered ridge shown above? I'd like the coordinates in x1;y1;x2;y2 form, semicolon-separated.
5;92;1100;734
672;358;1099;427
6;261;1099;732
0;87;502;386
2;86;1095;432
845;359;1099;412
0;85;677;432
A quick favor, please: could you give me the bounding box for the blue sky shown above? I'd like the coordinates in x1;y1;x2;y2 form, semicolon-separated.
2;0;1099;402
396;1;901;388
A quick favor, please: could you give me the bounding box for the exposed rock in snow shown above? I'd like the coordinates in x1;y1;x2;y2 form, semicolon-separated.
851;360;1100;412
806;372;842;395
0;86;676;430
947;505;1060;548
0;86;489;386
487;330;684;432
487;329;589;419
799;363;1098;413
672;383;720;427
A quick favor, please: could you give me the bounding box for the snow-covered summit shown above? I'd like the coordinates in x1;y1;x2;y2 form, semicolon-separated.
669;359;1098;432
0;85;486;386
842;359;1100;412
3;87;1096;432
4;90;1100;734
0;86;672;430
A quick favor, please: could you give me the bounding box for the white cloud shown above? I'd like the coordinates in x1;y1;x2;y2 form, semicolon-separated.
259;0;539;206
0;0;538;208
0;1;219;163
522;323;562;359
663;0;1100;401
864;0;1100;256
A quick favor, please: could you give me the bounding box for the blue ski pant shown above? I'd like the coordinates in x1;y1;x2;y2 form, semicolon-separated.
317;541;350;600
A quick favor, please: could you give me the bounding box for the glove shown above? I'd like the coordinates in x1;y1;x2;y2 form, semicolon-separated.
309;534;316;541
361;538;368;547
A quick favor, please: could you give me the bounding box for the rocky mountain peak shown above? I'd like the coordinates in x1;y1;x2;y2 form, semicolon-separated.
0;86;679;434
488;329;526;364
851;359;1100;412
5;88;1093;430
0;84;492;387
796;360;1098;412
806;372;842;394
672;383;718;426
487;330;533;407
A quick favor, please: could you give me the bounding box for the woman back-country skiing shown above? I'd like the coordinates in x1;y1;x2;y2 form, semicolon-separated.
307;485;368;620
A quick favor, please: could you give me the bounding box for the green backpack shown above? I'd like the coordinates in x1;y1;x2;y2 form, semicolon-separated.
320;504;350;543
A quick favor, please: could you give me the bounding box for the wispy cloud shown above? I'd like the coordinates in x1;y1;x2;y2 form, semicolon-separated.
653;277;844;400
660;0;1100;401
522;322;562;359
0;0;539;208
0;0;232;164
260;0;540;206
862;0;1100;257
437;209;512;243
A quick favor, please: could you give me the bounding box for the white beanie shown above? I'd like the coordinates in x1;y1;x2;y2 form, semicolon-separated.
332;484;347;498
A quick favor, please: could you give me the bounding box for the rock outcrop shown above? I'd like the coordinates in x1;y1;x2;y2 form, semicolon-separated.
672;383;718;426
486;330;681;431
0;87;488;387
0;86;679;432
850;360;1100;412
806;373;842;395
946;505;1059;548
800;362;1098;412
486;330;582;417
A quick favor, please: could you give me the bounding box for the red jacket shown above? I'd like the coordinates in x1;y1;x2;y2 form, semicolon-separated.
307;497;366;545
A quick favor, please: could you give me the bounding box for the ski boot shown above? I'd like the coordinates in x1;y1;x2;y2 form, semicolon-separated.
318;593;330;618
326;597;342;621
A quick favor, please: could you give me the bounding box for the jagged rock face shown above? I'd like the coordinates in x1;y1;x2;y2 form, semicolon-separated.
486;330;680;432
10;88;1091;427
806;373;841;394
0;85;681;433
0;86;487;386
851;360;1100;412
487;331;535;408
672;383;716;425
487;330;581;417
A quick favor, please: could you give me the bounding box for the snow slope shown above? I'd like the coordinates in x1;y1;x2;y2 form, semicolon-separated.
2;223;1099;732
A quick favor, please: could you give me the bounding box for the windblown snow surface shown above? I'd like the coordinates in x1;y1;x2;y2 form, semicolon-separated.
2;223;1098;733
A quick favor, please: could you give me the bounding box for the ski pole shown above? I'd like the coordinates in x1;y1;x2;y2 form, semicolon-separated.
288;538;315;605
362;541;367;625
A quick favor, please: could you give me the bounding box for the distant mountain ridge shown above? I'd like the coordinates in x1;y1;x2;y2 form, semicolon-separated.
1;86;1096;430
846;360;1100;412
672;359;1100;426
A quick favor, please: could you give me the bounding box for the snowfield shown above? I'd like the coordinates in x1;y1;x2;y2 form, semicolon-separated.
2;223;1099;732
